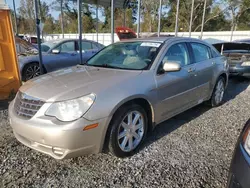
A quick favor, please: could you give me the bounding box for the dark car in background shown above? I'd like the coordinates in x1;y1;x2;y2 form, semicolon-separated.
17;39;104;81
234;39;250;43
227;119;250;188
213;42;250;77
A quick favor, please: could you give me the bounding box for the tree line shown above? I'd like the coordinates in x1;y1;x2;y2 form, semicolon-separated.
11;0;250;35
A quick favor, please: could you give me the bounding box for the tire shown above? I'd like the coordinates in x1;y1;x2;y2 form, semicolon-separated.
22;62;41;81
108;104;148;158
208;76;226;107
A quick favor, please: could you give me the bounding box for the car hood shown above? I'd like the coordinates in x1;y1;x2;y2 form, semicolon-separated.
19;66;142;102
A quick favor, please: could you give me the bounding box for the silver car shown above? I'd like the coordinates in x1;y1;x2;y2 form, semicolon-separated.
9;37;229;159
18;39;104;81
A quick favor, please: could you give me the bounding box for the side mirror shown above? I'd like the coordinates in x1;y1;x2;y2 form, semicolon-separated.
163;61;181;72
52;49;60;54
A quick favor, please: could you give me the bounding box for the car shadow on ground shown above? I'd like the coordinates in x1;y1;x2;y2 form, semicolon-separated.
141;76;250;150
0;101;9;111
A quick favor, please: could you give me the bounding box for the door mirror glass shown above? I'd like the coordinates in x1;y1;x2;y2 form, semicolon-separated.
52;49;60;54
163;61;181;72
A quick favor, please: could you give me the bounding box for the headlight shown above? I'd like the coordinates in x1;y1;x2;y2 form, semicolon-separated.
242;121;250;155
45;94;95;122
241;61;250;66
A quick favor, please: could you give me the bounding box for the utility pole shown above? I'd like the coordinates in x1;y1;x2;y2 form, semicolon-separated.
12;0;18;35
189;0;194;37
61;0;64;38
157;0;162;37
137;0;141;38
111;0;114;43
175;0;180;37
200;0;207;39
96;1;99;42
78;0;83;64
34;0;43;75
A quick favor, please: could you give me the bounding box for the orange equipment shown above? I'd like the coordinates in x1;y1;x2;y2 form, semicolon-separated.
0;1;21;101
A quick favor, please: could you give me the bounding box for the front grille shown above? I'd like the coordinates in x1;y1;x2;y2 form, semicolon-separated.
14;92;45;119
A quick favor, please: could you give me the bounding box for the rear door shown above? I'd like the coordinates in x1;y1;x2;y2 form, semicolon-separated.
78;41;98;62
189;42;214;100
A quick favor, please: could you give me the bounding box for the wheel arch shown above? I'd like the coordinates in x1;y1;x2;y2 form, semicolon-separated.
21;61;47;78
110;96;155;129
102;96;155;152
219;72;228;86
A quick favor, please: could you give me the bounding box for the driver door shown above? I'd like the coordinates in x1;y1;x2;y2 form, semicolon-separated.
155;42;198;122
44;41;79;72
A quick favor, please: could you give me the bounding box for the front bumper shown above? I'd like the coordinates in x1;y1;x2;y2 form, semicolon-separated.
229;65;250;76
227;145;250;188
8;101;110;160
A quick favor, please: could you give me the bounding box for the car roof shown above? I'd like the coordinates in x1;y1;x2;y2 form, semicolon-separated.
120;36;206;44
44;38;96;43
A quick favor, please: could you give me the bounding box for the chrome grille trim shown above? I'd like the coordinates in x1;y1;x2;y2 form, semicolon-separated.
14;92;45;119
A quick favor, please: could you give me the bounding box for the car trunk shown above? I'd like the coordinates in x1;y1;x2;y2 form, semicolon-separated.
213;42;250;67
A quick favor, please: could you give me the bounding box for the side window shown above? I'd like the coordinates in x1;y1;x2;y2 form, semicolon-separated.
82;41;92;50
211;47;220;58
163;43;190;67
191;43;210;62
92;43;99;49
55;41;75;52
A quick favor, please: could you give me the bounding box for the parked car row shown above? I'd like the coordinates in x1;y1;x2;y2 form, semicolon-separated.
15;37;104;81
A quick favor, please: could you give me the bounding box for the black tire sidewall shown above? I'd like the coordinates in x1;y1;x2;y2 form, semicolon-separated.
108;104;148;158
211;77;225;107
22;63;39;81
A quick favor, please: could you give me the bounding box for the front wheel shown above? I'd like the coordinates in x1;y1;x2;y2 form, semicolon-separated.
209;77;226;107
108;104;148;158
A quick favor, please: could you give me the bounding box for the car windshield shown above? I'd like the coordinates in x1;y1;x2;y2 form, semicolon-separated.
86;41;162;70
41;41;60;52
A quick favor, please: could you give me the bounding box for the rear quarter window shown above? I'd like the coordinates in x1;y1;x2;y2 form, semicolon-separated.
191;43;210;63
211;47;221;58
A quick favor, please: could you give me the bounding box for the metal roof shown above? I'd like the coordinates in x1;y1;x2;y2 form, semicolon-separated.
70;0;129;8
119;37;174;43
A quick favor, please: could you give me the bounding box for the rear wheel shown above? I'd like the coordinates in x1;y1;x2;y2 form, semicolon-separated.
22;63;41;81
209;76;225;107
108;104;148;157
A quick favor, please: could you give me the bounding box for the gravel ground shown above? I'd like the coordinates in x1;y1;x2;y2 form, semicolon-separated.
0;77;250;188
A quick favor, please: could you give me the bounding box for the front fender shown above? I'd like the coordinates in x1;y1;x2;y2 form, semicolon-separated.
109;94;155;122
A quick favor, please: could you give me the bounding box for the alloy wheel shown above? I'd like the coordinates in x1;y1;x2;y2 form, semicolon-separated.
117;111;145;152
214;79;225;104
25;64;41;80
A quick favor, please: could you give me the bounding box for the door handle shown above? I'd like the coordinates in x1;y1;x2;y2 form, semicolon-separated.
188;68;195;73
212;61;215;65
71;53;77;56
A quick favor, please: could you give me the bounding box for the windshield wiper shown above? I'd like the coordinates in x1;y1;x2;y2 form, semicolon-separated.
86;64;120;69
78;60;87;65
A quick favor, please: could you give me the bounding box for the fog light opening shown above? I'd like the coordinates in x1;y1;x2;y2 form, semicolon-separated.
52;147;65;157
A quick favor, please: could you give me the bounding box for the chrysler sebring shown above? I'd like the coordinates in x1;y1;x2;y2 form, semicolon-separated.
9;37;229;159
